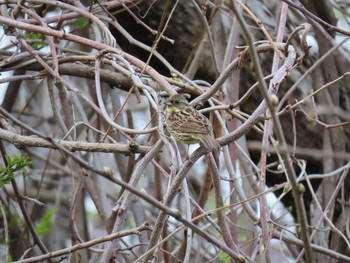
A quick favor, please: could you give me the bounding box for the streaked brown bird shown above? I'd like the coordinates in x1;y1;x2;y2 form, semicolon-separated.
165;94;220;155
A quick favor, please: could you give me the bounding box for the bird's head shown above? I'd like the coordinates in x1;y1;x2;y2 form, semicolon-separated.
166;94;190;114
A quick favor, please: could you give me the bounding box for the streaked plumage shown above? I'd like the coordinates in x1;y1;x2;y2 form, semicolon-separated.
165;94;220;153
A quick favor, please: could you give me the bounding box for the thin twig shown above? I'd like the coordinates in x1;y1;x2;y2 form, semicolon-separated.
281;0;350;36
11;222;152;263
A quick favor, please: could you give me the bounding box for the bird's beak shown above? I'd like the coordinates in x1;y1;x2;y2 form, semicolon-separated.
166;102;172;106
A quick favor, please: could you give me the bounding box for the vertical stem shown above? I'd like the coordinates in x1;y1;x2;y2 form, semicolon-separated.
207;153;240;256
259;3;289;262
230;1;313;262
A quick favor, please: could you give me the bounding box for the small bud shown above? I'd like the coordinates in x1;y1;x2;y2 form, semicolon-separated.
238;254;246;262
296;226;302;238
277;164;284;171
283;185;291;193
298;183;306;193
270;94;279;106
103;167;113;177
223;0;231;6
170;72;178;78
172;210;182;218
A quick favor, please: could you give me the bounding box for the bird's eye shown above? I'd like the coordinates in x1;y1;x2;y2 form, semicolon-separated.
173;100;179;105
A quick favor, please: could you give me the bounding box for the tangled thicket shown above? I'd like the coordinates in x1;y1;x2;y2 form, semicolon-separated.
0;0;350;262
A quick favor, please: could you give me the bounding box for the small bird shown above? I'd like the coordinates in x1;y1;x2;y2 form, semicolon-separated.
165;94;220;155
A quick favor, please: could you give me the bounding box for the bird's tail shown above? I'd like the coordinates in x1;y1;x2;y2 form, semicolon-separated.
200;134;220;167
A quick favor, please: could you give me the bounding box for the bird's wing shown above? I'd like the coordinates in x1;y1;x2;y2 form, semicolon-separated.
170;108;213;134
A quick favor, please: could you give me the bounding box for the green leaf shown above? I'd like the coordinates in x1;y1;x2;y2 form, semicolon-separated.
25;32;44;40
24;32;48;50
0;155;32;187
31;42;49;50
1;253;12;261
219;252;230;263
8;213;19;229
75;17;88;29
35;209;55;235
